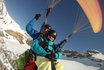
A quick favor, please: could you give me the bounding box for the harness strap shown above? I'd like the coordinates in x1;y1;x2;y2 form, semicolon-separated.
29;49;37;61
32;52;37;61
38;38;49;52
32;33;44;61
51;60;56;70
38;38;57;70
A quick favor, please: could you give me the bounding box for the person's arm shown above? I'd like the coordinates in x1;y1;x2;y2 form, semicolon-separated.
55;52;63;59
45;51;63;60
26;14;41;38
31;39;47;56
57;39;67;48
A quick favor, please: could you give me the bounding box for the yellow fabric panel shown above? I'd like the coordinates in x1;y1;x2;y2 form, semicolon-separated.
77;0;102;33
35;56;64;70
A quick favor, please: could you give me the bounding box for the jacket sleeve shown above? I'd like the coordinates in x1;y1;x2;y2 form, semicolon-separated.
55;52;63;59
52;44;63;59
26;18;38;38
31;39;47;57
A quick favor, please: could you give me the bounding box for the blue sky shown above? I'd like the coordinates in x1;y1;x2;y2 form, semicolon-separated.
5;0;104;53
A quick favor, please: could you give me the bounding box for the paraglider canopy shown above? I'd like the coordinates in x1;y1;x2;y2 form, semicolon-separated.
77;0;103;33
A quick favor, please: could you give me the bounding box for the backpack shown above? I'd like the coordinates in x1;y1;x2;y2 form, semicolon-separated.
25;55;37;70
16;49;37;70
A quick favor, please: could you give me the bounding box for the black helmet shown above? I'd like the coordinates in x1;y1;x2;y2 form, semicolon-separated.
47;30;57;40
42;24;52;30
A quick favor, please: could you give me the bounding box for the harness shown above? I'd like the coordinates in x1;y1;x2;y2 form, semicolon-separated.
38;37;55;53
25;33;44;70
33;32;56;54
29;33;44;62
32;34;56;70
38;37;56;70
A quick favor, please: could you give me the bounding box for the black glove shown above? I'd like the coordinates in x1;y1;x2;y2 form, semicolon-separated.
57;39;67;48
61;39;67;44
34;14;41;20
45;54;56;61
55;48;62;52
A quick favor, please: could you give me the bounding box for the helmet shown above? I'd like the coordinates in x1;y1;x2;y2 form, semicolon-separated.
47;30;57;40
42;24;52;30
41;24;52;34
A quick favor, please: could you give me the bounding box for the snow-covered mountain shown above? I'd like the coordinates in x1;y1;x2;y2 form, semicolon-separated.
0;0;31;69
61;50;104;70
0;0;32;51
0;0;104;70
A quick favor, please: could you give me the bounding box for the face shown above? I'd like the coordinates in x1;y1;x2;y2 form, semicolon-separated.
47;35;55;41
41;28;50;35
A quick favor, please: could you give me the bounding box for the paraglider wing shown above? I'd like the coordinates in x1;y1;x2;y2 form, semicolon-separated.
77;0;102;33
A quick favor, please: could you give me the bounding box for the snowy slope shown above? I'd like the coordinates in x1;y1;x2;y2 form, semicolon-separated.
0;0;30;69
59;59;99;70
60;50;104;70
0;37;30;70
92;53;104;61
59;56;104;70
0;0;31;48
5;38;30;54
0;0;27;37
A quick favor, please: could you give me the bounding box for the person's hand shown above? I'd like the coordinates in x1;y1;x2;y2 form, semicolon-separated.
45;54;56;61
61;39;67;44
55;49;62;52
57;39;67;48
34;14;41;20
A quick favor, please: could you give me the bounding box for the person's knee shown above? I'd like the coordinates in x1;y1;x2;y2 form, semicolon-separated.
55;62;64;70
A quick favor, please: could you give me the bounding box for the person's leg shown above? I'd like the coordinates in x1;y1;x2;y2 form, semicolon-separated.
35;56;52;70
55;61;64;70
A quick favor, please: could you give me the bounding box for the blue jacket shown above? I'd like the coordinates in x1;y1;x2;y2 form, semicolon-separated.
31;37;62;59
26;18;62;59
26;18;39;40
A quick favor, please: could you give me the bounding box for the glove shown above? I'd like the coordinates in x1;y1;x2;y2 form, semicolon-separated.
61;39;67;44
55;49;62;52
34;14;41;20
45;54;56;61
57;39;67;48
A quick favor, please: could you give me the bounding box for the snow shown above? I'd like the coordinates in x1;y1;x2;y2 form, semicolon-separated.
63;57;99;66
0;53;14;70
0;13;28;37
5;38;30;55
0;0;27;37
57;56;104;70
92;53;104;61
59;59;99;70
